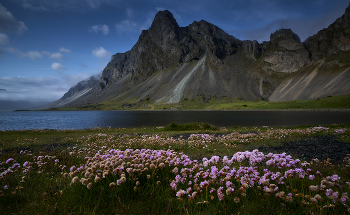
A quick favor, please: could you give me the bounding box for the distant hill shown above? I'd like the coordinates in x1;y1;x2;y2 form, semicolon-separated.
0;100;53;111
45;5;350;109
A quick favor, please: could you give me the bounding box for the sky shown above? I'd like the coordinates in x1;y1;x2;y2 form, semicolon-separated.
0;0;349;102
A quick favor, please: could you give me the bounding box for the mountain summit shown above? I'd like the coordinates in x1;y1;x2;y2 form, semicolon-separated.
46;6;350;109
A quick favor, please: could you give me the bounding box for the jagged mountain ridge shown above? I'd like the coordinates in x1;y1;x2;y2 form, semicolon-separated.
46;5;350;108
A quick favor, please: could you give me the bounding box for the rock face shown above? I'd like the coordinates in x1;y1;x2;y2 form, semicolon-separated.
263;29;311;73
46;5;350;108
61;73;101;100
304;5;350;61
99;10;240;88
43;73;101;109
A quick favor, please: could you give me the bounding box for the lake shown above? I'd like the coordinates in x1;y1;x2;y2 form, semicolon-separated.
0;110;350;131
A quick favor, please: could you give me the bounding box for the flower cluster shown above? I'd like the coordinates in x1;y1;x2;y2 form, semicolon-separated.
168;150;350;210
71;126;347;152
62;145;350;211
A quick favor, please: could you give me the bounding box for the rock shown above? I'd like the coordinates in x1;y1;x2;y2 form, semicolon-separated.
259;135;350;163
262;29;311;73
303;4;350;61
47;5;350;108
242;40;263;59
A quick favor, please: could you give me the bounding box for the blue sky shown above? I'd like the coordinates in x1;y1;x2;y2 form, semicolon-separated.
0;0;349;102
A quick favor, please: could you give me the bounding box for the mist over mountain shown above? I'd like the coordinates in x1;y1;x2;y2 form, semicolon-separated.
0;100;53;111
45;5;350;109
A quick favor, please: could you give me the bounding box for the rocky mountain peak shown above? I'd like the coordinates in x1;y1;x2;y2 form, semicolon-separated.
148;10;181;46
270;28;303;50
45;5;350;109
303;4;350;61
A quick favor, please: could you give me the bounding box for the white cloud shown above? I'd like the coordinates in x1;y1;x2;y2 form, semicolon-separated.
92;47;111;58
89;24;109;35
0;70;100;101
51;62;67;70
8;48;43;60
56;71;95;87
9;48;68;60
25;51;43;60
42;51;65;60
50;52;65;60
0;3;28;34
0;33;9;45
59;47;71;53
115;20;137;34
0;76;68;101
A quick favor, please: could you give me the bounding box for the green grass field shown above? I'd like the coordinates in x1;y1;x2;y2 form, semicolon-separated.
47;94;350;111
1;123;350;214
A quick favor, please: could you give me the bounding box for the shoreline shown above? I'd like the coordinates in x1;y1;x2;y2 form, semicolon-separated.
38;108;350;112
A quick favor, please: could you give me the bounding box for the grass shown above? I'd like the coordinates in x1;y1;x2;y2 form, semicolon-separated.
1;123;350;214
207;94;350;110
46;94;350;111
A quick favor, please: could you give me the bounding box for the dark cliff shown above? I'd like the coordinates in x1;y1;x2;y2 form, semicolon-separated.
304;5;350;61
46;5;350;108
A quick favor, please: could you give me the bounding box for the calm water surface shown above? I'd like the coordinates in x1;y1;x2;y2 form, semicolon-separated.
0;110;350;131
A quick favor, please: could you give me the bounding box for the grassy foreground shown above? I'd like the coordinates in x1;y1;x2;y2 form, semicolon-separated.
1;123;350;214
47;94;350;111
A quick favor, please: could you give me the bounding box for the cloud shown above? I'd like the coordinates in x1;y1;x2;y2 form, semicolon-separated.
0;70;100;101
92;47;111;58
42;51;65;60
25;51;42;60
0;76;67;101
51;62;67;70
13;0;118;12
0;76;59;88
51;53;64;60
86;0;101;8
55;71;95;87
21;0;48;11
0;33;9;45
9;48;69;60
8;48;43;60
236;2;350;43
50;52;65;60
115;20;137;34
126;8;133;18
89;24;109;35
59;47;71;53
0;3;28;34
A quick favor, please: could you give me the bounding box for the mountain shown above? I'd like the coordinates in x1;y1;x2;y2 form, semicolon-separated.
41;73;101;109
0;100;52;111
46;5;350;109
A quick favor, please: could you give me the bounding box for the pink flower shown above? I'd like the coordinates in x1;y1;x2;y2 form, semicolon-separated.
5;158;14;164
70;166;76;172
176;189;186;199
217;187;224;201
23;161;29;168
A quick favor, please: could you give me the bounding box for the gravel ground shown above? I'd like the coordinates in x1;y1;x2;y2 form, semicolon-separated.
172;133;350;163
258;135;350;163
